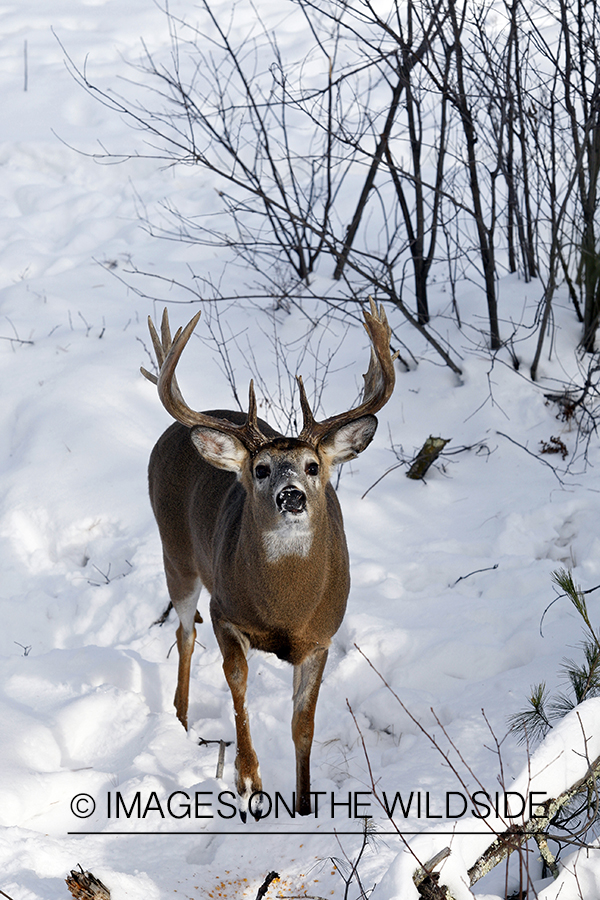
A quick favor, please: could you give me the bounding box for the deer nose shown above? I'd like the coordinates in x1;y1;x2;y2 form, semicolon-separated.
276;486;306;514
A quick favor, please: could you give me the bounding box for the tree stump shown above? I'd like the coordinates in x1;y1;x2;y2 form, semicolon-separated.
406;436;451;479
65;868;110;900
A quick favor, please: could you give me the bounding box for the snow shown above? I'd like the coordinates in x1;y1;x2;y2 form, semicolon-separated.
1;1;600;898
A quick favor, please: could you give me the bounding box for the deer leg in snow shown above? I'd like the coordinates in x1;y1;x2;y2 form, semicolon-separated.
167;566;202;730
292;648;328;815
215;621;262;805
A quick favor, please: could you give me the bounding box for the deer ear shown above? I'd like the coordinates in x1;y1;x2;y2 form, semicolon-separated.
320;415;378;466
190;426;249;472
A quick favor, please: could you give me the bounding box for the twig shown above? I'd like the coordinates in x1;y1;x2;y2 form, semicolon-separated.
451;563;498;587
361;462;404;499
496;431;565;484
362;439;490;498
331;814;372;900
0;888;17;900
0;335;34;346
539;580;600;637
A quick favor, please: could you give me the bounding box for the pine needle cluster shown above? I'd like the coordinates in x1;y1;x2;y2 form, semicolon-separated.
509;568;600;745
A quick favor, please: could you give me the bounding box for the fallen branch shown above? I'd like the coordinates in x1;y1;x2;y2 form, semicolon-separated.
352;646;600;898
469;749;600;885
413;749;600;898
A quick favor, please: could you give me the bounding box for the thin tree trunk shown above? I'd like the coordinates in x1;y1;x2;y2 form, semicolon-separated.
333;0;444;281
448;0;500;349
333;72;406;281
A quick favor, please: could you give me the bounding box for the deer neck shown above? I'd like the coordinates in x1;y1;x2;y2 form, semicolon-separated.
240;490;328;569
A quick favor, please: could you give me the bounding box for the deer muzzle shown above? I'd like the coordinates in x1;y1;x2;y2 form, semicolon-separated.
276;486;307;515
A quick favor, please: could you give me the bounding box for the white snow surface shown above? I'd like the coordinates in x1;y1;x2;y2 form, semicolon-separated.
1;2;600;898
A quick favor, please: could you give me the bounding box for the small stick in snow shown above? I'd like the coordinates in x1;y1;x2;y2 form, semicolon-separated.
65;867;110;900
255;871;279;900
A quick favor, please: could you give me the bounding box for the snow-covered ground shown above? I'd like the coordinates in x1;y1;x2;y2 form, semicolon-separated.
2;2;600;898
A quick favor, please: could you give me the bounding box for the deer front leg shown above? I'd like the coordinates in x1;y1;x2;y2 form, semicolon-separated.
174;620;195;729
292;648;328;815
168;569;202;730
215;621;262;809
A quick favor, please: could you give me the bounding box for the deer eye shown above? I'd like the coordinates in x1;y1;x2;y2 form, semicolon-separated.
306;462;319;477
255;464;271;480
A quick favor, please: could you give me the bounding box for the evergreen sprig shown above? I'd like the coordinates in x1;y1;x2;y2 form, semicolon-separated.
509;568;600;746
508;682;553;745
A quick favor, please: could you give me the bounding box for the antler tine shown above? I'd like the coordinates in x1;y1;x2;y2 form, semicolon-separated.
140;316;163;385
241;378;273;450
298;297;396;445
247;379;257;427
141;308;269;453
160;306;172;355
296;375;316;433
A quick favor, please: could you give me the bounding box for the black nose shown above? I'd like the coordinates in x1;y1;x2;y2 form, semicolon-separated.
276;487;306;514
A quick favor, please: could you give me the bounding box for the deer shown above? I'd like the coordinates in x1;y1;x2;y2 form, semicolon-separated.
141;299;396;816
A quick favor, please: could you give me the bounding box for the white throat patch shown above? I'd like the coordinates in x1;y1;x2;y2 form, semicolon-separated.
262;523;313;563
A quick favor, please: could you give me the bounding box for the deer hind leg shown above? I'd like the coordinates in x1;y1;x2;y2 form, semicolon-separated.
292;648;329;815
213;620;262;808
164;559;203;730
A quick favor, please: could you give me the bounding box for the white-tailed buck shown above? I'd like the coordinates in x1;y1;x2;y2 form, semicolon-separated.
142;300;396;815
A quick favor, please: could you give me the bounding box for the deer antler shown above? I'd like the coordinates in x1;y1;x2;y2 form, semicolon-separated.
298;297;397;446
141;308;270;453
